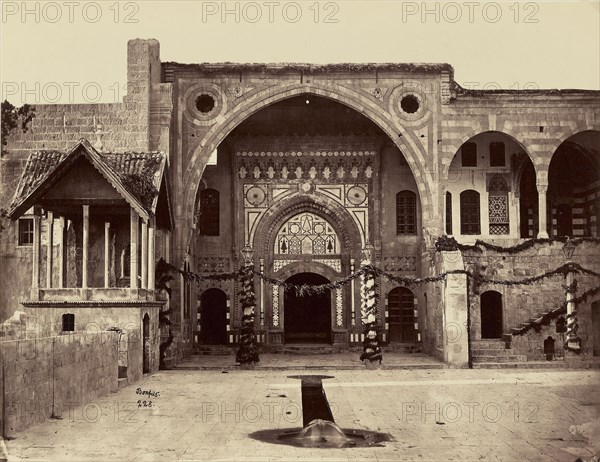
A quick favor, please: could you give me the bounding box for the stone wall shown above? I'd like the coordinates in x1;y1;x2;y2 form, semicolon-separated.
0;331;119;436
463;240;600;358
20;304;161;382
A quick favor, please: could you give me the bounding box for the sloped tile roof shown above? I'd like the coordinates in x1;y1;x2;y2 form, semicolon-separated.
12;150;67;209
9;139;167;218
103;152;165;192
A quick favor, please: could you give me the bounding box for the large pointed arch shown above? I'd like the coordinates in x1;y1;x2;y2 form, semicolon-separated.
182;83;432;227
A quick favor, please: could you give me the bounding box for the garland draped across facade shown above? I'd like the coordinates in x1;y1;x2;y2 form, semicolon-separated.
434;235;600;254
155;250;600;363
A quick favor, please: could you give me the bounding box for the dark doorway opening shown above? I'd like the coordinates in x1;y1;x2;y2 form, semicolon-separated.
388;287;417;343
592;301;600;357
556;204;573;237
480;291;503;339
284;273;331;344
200;288;228;345
142;314;150;373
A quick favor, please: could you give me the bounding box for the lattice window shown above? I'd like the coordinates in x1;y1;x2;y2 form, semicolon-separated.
488;174;509;235
396;190;417;235
274;212;340;255
460;190;481;235
198;189;220;236
313;236;326;254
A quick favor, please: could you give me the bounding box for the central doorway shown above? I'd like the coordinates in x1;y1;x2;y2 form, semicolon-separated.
284;272;331;344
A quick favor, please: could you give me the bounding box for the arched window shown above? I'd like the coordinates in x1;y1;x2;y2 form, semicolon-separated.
460;190;481;235
488;174;509;235
396;191;417;235
198;189;220;236
445;192;453;235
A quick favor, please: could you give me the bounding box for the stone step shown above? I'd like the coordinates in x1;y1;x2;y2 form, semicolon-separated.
473;355;528;363
472;361;566;369
278;345;336;355
194;346;235;355
471;340;507;349
472;348;516;356
384;343;421;353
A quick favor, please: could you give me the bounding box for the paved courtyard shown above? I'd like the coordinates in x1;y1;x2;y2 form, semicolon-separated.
3;366;599;461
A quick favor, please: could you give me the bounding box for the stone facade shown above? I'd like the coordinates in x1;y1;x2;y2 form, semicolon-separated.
1;38;599;367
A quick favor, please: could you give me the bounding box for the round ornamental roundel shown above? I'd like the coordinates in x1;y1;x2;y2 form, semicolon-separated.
183;83;226;126
245;186;266;206
388;84;430;125
347;185;367;206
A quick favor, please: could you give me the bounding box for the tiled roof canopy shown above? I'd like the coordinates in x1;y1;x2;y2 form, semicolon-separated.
9;139;169;221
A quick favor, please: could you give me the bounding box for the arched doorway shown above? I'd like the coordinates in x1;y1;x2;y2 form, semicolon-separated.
480;291;503;339
388;287;417;343
199;288;228;345
284;273;331;344
142;313;150;374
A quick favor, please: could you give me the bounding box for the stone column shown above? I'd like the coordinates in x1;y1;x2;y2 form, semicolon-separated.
441;250;469;368
57;216;65;288
46;211;54;288
31;209;41;291
537;183;549;239
130;208;139;290
104;222;111;288
141;219;148;289
147;224;155;290
82;205;90;289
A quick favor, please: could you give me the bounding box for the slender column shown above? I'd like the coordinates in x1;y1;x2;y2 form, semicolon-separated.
147;224;155;290
130;208;139;290
104;222;111;288
141;220;148;289
82;205;89;289
259;259;265;326
537;184;549;239
46;211;54;288
32;209;41;290
565;270;581;353
350;259;356;326
57;216;65;288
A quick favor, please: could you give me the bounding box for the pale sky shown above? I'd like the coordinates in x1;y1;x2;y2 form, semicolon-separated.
1;1;599;104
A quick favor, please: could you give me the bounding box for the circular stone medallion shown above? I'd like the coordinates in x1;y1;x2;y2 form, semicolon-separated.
347;185;367;206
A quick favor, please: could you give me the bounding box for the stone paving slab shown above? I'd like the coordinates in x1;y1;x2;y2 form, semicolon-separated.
3;369;599;461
